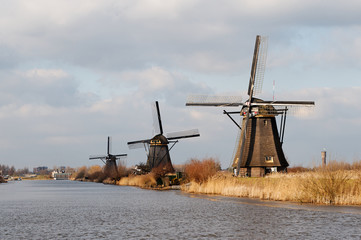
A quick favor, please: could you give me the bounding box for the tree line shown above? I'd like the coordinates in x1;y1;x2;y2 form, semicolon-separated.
0;164;29;176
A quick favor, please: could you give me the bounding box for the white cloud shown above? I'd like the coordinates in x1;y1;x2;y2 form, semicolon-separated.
24;69;69;80
119;67;175;91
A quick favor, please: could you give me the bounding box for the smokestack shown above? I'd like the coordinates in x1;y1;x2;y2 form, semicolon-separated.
321;150;327;167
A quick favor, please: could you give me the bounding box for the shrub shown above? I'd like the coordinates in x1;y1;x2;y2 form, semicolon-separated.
184;158;221;183
151;163;174;179
118;163;130;178
0;175;6;183
87;165;106;182
73;166;87;180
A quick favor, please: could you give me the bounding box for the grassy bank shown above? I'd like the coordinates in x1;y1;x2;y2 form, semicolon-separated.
23;175;53;180
71;159;361;205
117;174;157;188
182;168;361;205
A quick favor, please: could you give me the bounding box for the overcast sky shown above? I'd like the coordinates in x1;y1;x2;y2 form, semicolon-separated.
1;0;361;169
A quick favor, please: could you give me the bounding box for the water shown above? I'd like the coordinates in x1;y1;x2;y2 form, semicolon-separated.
1;180;361;239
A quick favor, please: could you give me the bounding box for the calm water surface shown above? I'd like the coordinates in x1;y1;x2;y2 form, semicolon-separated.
1;180;361;239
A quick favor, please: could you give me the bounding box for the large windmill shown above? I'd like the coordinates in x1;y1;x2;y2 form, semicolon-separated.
128;101;200;173
186;35;315;177
89;136;127;179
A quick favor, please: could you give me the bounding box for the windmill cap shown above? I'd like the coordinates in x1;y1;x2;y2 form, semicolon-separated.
151;134;169;144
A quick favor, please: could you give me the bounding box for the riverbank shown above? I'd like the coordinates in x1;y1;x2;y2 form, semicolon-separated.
117;174;157;188
71;159;361;205
71;170;361;205
181;170;361;205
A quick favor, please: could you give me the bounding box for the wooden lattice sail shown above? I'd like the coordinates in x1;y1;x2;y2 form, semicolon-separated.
186;35;315;177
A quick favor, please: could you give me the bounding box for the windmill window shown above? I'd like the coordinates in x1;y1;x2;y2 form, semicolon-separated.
151;140;161;144
265;156;274;163
263;120;268;126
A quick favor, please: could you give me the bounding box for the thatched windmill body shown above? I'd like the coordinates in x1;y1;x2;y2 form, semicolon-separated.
128;101;200;173
186;35;315;177
89;136;127;179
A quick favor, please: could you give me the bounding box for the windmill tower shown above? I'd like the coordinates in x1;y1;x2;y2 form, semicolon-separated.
89;136;127;179
128;101;200;173
186;35;315;177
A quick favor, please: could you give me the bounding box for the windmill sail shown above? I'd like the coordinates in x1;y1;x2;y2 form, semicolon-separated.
127;139;151;149
253;36;268;96
111;154;128;158
152;101;163;135
167;129;200;140
247;35;268;97
253;100;315;106
247;36;260;97
89;154;107;160
186;95;243;106
242;100;315;115
107;136;112;155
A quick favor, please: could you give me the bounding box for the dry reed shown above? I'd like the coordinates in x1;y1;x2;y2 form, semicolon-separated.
182;160;361;205
117;173;157;188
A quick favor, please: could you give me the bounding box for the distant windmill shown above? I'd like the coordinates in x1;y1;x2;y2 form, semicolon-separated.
128;101;200;173
186;35;315;177
89;136;127;179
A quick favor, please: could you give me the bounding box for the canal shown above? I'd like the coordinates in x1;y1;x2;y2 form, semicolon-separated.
1;180;361;239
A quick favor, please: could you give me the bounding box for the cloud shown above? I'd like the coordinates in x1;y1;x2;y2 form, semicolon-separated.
0;68;97;107
0;0;360;78
99;66;212;106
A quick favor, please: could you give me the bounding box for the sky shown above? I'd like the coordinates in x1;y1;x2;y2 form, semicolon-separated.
0;0;361;170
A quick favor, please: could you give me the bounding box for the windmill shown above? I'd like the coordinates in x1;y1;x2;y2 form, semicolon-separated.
89;136;127;179
186;35;315;177
127;101;200;173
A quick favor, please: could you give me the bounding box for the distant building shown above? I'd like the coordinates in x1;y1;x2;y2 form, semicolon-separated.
33;166;48;174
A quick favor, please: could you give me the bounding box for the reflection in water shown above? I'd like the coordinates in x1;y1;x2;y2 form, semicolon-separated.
1;180;361;239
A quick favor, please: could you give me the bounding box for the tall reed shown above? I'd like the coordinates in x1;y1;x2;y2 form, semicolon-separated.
182;161;361;205
117;173;157;188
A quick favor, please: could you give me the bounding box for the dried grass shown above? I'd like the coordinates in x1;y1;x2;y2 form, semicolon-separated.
182;161;361;205
117;173;157;188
